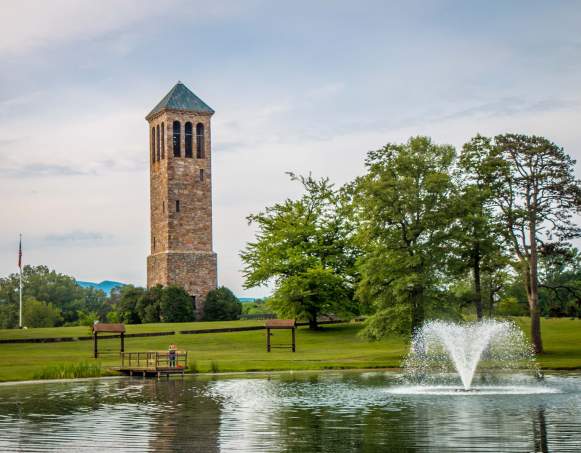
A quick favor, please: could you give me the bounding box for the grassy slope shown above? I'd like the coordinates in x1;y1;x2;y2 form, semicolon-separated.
0;318;579;382
514;317;581;369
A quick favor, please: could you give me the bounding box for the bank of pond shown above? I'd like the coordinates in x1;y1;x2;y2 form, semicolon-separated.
0;318;579;383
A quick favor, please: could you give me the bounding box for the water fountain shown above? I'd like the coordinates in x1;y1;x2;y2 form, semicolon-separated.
400;319;547;393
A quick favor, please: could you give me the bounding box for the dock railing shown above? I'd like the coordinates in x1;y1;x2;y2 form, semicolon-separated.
120;351;188;370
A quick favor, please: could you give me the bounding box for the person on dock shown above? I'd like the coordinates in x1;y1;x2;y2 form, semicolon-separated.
168;344;177;367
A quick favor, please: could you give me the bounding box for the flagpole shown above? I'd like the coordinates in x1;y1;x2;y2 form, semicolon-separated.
19;234;23;329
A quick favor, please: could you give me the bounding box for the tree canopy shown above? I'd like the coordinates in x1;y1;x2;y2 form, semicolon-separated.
352;136;459;337
0;265;107;328
241;173;359;329
461;134;581;352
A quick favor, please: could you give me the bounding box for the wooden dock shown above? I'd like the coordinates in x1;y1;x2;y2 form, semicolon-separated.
115;351;188;378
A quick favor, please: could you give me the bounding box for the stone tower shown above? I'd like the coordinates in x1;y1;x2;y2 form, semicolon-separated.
146;82;217;318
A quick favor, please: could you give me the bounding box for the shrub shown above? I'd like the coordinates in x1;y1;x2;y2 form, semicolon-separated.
77;310;99;326
160;285;195;322
106;310;121;323
210;361;220;373
496;296;528;316
203;286;242;321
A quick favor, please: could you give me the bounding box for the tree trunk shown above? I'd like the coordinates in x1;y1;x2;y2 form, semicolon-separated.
472;242;483;320
308;311;319;330
410;286;425;336
528;225;543;353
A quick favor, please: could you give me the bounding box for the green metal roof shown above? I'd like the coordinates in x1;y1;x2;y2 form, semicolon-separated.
146;82;214;119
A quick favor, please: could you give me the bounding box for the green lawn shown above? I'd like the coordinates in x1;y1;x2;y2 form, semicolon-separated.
0;318;579;382
514;317;581;369
0;320;264;339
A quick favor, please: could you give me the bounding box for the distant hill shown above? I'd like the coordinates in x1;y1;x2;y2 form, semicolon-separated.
238;297;256;303
76;280;125;295
238;297;268;303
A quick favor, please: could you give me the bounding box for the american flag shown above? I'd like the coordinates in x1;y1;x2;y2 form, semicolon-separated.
18;235;22;270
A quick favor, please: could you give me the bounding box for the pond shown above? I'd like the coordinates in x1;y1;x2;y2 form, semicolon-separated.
0;371;580;452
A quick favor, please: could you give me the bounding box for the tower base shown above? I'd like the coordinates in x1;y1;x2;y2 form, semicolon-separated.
147;251;217;319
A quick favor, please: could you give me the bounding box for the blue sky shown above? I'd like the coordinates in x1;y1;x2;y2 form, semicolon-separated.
1;0;580;296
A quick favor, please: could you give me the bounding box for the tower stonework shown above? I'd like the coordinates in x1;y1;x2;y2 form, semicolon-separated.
146;82;217;318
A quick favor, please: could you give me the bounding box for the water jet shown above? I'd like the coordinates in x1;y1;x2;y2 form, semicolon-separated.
403;320;538;391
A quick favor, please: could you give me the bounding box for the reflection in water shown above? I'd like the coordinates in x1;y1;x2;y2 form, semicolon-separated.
533;407;549;453
0;372;580;452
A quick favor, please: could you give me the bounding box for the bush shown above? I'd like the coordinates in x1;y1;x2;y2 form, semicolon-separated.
160;285;195;322
203;287;242;321
106;310;121;323
23;298;63;328
77;310;98;326
496;296;529;316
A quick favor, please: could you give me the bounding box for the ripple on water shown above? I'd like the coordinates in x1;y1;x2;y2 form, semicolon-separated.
0;373;579;452
386;384;562;395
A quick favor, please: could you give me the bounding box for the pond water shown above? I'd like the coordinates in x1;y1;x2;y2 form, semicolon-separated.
0;371;580;452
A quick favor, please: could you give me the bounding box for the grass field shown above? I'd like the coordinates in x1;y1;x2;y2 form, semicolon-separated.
0;320;265;339
0;318;579;382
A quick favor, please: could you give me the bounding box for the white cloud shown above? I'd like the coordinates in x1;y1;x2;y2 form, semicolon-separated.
0;0;256;56
1;0;581;297
0;1;160;55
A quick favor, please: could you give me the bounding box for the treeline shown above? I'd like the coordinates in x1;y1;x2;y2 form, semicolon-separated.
111;284;242;324
0;265;241;328
241;134;581;352
0;266;108;328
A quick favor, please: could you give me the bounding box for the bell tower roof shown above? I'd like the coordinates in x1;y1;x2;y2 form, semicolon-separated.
146;82;214;120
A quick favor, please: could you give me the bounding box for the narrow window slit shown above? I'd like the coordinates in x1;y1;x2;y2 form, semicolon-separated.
173;121;181;157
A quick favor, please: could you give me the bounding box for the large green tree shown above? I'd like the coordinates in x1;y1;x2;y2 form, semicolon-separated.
241;174;358;329
116;285;146;324
473;134;581;352
353;136;458;337
22;297;63;328
456;135;507;319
